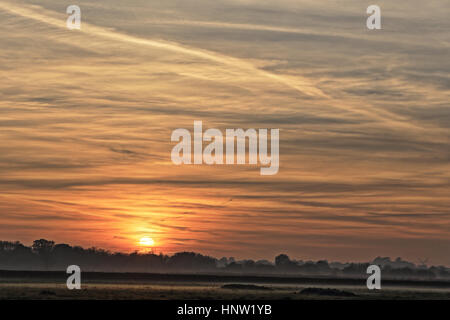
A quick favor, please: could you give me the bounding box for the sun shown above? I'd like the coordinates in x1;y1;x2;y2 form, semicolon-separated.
139;236;155;247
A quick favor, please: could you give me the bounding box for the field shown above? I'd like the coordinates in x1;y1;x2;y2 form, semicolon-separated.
0;271;449;300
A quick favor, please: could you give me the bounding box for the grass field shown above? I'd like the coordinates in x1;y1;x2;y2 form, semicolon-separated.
0;271;449;300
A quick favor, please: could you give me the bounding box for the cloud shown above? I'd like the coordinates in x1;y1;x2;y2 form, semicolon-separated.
0;0;448;265
0;1;326;98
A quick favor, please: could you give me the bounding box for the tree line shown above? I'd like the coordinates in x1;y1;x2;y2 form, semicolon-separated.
0;239;448;280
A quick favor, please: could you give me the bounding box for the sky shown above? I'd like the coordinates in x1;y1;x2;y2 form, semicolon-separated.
0;0;449;265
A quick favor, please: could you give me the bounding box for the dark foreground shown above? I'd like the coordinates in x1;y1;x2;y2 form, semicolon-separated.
0;270;449;300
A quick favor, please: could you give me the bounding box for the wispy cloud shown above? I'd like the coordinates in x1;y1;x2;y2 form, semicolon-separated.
0;0;448;264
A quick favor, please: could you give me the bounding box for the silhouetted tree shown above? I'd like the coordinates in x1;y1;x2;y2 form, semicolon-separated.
275;254;290;266
275;254;298;272
0;239;448;279
32;239;55;270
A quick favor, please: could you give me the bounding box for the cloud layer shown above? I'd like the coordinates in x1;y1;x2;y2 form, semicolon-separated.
0;0;449;264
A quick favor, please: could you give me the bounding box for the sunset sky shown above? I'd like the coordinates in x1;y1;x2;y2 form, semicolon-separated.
0;0;449;265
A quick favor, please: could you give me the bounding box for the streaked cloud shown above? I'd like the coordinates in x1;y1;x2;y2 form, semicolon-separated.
0;0;448;264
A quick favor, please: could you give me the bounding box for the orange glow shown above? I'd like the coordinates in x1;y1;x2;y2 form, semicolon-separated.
139;237;155;247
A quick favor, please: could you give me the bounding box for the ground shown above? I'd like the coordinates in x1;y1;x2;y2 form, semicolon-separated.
0;271;449;300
